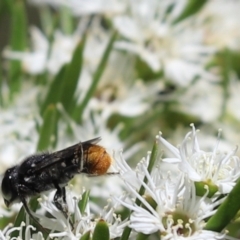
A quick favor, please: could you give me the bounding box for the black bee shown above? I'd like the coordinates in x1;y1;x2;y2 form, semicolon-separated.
1;137;112;228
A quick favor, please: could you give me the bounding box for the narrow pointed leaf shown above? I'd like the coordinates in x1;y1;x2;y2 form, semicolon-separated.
80;231;91;240
173;0;207;24
60;6;74;34
136;233;150;240
78;190;90;215
41;64;67;114
73;31;118;122
205;179;240;232
0;0;11;16
92;219;110;240
9;0;27;94
37;104;58;151
39;5;60;46
60;34;86;113
0;63;3;106
11;206;26;238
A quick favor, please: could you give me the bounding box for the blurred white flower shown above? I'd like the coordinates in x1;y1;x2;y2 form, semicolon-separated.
177;79;223;122
113;0;216;86
30;0;126;16
4;27;48;74
47;31;80;74
4;27;80;75
159;124;240;194
200;0;240;50
227;79;240;121
0;84;40;173
88;80;151;120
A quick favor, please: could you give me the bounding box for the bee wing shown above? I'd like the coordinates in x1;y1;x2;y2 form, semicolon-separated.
20;137;101;175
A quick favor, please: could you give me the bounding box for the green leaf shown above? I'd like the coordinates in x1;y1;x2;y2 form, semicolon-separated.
92;219;110;240
9;0;27;94
29;196;40;212
231;51;240;79
0;0;11;16
60;34;87;114
121;138;159;240
11;206;26;238
142;195;158;210
210;49;231;119
204;179;240;232
136;233;150;240
80;231;91;240
37;104;58;151
0;63;4;106
73;31;118;122
173;0;207;24
41;64;67;114
78;190;90;215
28;197;49;235
0;215;13;230
225;219;240;239
60;5;74;34
40;6;58;39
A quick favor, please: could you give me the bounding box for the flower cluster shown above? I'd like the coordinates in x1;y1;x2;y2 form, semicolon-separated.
114;125;240;239
0;188;128;240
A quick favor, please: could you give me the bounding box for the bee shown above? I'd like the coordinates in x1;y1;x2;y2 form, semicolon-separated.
1;137;113;229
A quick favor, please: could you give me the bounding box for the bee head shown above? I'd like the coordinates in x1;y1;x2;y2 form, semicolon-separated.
1;167;19;207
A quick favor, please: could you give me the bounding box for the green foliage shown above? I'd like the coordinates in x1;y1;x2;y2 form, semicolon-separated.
92;219;110;240
173;0;208;23
78;190;90;215
41;64;67;114
60;34;86;114
80;231;91;240
205;179;240;232
37;104;58;151
8;0;27;95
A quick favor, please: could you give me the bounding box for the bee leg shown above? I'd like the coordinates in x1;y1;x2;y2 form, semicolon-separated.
53;183;74;228
20;196;49;234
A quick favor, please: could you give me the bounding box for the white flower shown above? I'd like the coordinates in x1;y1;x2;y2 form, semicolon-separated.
4;27;48;74
114;142;225;239
199;0;240;50
113;0;216;86
177;79;223;122
4;27;80;75
0;84;40;173
30;0;126;16
88;80;151;120
0;190;126;239
0;221;43;240
159;124;240;194
35;190;127;239
227;79;240;121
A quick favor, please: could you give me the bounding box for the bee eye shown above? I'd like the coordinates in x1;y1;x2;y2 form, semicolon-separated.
1;168;14;203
